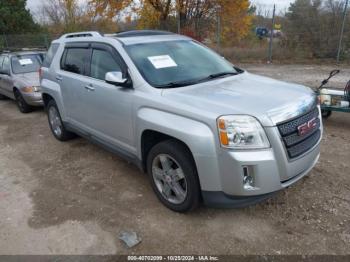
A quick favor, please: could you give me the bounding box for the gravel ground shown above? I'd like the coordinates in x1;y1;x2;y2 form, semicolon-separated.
0;64;349;255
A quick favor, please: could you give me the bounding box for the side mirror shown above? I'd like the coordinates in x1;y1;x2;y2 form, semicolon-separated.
105;71;129;87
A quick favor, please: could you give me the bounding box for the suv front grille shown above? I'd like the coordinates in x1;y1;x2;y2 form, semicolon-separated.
277;107;321;159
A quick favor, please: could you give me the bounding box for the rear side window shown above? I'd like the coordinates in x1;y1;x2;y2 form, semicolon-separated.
2;57;10;71
61;48;89;75
42;43;59;68
0;56;4;70
90;49;121;80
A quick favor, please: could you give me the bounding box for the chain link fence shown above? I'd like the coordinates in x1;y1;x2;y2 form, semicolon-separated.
116;3;350;64
1;4;349;64
0;34;51;51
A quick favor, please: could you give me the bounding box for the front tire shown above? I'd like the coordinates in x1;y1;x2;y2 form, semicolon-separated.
0;94;7;100
147;140;200;212
47;99;75;141
14;90;33;113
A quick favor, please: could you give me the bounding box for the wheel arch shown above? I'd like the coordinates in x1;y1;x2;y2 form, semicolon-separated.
136;108;222;192
140;130;195;173
42;93;55;108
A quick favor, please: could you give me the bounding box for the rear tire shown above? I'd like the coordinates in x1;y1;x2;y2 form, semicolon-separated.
14;90;33;113
147;140;200;212
47;99;75;141
0;94;7;100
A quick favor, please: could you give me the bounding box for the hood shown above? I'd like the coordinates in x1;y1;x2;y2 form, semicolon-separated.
13;72;40;87
161;72;316;127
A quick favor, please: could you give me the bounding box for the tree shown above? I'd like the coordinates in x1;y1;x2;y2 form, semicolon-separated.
0;0;39;34
88;0;253;44
40;0;118;34
217;0;253;43
285;0;349;58
88;0;132;18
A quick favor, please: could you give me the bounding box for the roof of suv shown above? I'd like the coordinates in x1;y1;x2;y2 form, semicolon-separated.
55;30;191;46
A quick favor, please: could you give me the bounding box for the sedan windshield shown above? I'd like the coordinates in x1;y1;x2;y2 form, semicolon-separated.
11;54;42;74
125;40;240;88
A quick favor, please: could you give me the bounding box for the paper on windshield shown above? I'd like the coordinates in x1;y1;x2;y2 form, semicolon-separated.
148;55;177;69
19;59;33;66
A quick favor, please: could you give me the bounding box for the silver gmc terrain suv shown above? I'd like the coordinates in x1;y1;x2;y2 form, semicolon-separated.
40;31;322;212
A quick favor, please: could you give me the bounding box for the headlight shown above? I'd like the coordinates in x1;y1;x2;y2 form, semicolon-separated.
217;115;270;149
22;86;39;93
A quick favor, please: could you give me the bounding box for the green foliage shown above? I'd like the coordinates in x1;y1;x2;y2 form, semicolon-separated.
284;0;349;59
0;0;39;34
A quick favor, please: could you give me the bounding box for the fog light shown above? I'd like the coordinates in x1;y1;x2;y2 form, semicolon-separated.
243;166;255;190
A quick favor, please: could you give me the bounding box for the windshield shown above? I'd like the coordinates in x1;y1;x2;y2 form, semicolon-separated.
125;40;240;88
11;54;43;74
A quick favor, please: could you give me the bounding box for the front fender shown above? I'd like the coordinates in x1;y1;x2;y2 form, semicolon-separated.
136;107;222;191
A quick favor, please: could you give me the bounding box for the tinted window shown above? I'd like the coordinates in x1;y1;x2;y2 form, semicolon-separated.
62;48;88;75
90;49;121;80
11;54;42;74
43;43;59;68
0;56;4;70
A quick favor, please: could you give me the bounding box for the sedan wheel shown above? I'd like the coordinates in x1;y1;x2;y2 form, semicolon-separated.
14;90;32;113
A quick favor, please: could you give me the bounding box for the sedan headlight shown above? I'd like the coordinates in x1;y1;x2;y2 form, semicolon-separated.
22;86;40;93
217;115;270;149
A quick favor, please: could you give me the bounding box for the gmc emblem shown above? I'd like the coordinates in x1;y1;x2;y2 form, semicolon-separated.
298;117;317;136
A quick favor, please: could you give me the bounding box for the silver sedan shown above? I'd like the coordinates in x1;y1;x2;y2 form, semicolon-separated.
0;51;45;113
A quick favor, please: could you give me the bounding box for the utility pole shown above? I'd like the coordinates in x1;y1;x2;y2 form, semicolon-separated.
2;33;8;49
336;0;349;63
268;4;276;63
216;5;221;49
177;8;181;34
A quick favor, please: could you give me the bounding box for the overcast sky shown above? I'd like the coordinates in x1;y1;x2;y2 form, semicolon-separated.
27;0;294;14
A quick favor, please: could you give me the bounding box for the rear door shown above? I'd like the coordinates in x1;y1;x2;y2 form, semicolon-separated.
58;43;91;126
0;55;5;94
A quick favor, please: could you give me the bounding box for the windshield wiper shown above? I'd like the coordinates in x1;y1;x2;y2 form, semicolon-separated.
155;80;199;89
208;71;238;79
155;71;239;89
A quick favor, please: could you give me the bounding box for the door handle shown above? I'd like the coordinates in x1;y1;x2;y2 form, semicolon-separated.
84;84;95;91
56;75;63;81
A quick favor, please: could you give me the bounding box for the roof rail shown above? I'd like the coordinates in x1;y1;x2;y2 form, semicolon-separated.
114;30;174;38
60;31;102;39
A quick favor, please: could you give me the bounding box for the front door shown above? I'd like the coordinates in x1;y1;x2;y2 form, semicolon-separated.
82;43;134;152
0;56;13;98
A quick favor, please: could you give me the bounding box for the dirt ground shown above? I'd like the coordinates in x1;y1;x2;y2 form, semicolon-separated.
0;64;349;255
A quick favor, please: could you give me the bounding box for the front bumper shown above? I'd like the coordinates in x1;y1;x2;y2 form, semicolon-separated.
21;91;43;106
200;122;321;207
202;148;320;208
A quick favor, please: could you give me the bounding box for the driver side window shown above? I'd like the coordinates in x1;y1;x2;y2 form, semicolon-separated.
90;49;121;81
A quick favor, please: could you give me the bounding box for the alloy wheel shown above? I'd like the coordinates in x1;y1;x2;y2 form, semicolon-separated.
152;154;188;204
48;106;63;137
